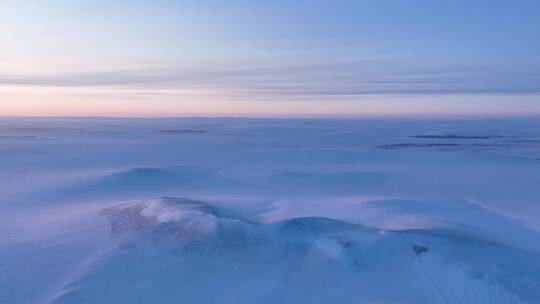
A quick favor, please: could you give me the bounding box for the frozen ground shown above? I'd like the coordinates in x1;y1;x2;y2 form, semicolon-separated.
1;117;540;303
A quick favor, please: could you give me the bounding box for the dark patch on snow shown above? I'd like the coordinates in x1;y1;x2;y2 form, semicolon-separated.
410;134;510;139
0;135;37;139
412;244;429;255
159;129;207;134
469;143;510;147
377;143;461;150
506;139;540;144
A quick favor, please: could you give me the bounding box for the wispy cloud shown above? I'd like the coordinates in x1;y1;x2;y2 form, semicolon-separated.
2;60;540;96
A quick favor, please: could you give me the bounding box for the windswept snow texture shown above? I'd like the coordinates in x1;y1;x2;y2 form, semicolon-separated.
1;118;540;304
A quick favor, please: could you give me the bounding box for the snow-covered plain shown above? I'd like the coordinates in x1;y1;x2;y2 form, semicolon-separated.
1;117;540;304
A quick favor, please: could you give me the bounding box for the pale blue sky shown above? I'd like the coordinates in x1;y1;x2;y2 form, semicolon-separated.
1;0;539;116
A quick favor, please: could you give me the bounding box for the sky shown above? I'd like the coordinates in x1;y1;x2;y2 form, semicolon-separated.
1;0;540;117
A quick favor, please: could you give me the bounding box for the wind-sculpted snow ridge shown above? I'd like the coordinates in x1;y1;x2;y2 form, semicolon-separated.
100;197;257;238
64;166;251;198
45;197;540;304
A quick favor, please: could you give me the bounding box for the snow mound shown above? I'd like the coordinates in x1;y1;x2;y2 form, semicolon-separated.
67;166;249;197
46;198;540;304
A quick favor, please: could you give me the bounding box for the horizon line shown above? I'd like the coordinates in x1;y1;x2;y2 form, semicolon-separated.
2;113;540;120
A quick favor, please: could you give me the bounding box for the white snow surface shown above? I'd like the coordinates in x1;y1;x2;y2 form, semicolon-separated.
1;117;540;303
